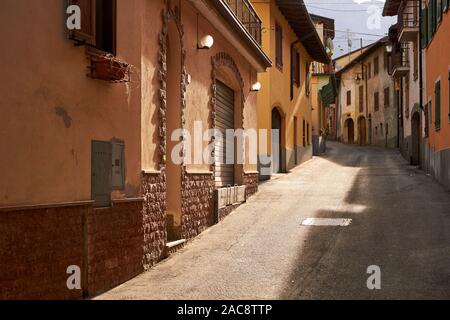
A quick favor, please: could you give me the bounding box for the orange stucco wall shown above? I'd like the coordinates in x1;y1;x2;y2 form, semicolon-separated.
426;8;450;152
0;0;262;207
252;0;314;164
0;0;143;206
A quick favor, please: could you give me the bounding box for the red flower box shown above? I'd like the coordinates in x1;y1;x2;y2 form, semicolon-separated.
87;53;131;83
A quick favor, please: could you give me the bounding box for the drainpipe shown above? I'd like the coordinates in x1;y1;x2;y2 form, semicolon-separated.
418;0;424;168
419;0;424;113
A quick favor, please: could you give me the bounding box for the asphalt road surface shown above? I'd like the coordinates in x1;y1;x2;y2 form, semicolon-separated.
97;142;450;300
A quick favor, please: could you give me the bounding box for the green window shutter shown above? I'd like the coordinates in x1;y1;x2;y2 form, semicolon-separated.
421;7;428;48
428;3;433;43
435;80;441;129
433;0;437;33
437;0;442;24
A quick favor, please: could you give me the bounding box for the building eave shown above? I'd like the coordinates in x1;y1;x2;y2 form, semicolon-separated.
204;0;273;71
383;0;402;16
276;0;330;64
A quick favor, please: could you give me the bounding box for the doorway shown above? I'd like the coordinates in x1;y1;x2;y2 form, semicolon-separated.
272;108;282;173
411;112;420;166
358;117;366;146
345;118;355;144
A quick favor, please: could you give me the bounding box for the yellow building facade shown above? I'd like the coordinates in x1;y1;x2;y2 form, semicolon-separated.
251;0;329;178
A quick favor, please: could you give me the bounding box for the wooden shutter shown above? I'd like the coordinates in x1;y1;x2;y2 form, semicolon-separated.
275;23;283;68
421;7;427;48
293;48;300;86
435;80;441;129
438;0;442;24
374;57;379;75
374;92;379;112
359;86;364;112
428;2;433;43
384;87;390;107
215;81;235;188
68;0;96;45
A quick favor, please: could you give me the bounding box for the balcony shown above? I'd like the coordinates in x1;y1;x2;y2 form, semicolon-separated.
398;1;419;42
392;43;410;78
224;0;262;45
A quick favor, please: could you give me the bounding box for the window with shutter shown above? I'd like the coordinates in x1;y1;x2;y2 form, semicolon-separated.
359;86;364;112
306;62;310;96
68;0;116;55
374;56;379;76
68;0;96;45
437;0;442;24
435;80;441;129
421;7;427;48
275;23;283;69
428;2;433;42
384;87;390;108
374;92;379;112
292;47;300;86
433;0;437;32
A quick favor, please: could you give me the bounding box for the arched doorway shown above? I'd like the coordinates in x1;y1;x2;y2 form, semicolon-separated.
345;118;355;144
358;117;367;146
411;112;421;166
272;108;283;173
165;20;182;240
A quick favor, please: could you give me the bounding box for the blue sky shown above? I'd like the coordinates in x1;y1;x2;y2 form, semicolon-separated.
304;0;397;58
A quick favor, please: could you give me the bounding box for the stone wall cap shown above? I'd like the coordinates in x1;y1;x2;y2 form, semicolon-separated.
0;200;95;213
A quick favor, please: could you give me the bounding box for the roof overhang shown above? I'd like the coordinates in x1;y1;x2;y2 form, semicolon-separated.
383;0;402;16
335;37;389;76
276;0;330;64
190;0;272;72
310;13;335;40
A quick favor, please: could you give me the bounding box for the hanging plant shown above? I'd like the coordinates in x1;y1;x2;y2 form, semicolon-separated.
87;53;132;83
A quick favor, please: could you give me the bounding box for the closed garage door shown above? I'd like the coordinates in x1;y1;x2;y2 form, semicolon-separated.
215;81;235;188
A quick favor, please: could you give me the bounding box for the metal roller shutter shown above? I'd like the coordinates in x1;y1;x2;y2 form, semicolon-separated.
215;81;235;188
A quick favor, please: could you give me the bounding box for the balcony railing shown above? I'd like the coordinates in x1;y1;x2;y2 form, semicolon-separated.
398;0;420;42
392;43;410;77
224;0;262;45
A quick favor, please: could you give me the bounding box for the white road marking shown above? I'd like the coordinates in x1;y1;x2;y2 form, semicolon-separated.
301;218;352;227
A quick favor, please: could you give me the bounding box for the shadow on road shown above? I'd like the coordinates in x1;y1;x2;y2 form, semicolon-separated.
280;142;450;300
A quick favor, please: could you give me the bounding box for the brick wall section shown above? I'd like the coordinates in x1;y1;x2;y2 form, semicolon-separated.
0;205;86;300
243;172;259;198
86;201;144;297
141;172;167;269
181;172;215;239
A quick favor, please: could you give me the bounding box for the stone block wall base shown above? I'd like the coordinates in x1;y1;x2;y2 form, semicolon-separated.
181;172;215;240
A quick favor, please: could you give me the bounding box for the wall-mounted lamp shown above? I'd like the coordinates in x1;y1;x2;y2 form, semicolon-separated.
198;35;214;49
251;82;262;92
385;43;393;53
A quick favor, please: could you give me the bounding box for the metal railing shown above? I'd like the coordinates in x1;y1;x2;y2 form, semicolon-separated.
224;0;262;45
399;0;420;29
393;43;410;69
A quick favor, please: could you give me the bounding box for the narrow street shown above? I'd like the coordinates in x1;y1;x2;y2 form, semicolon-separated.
97;142;450;300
